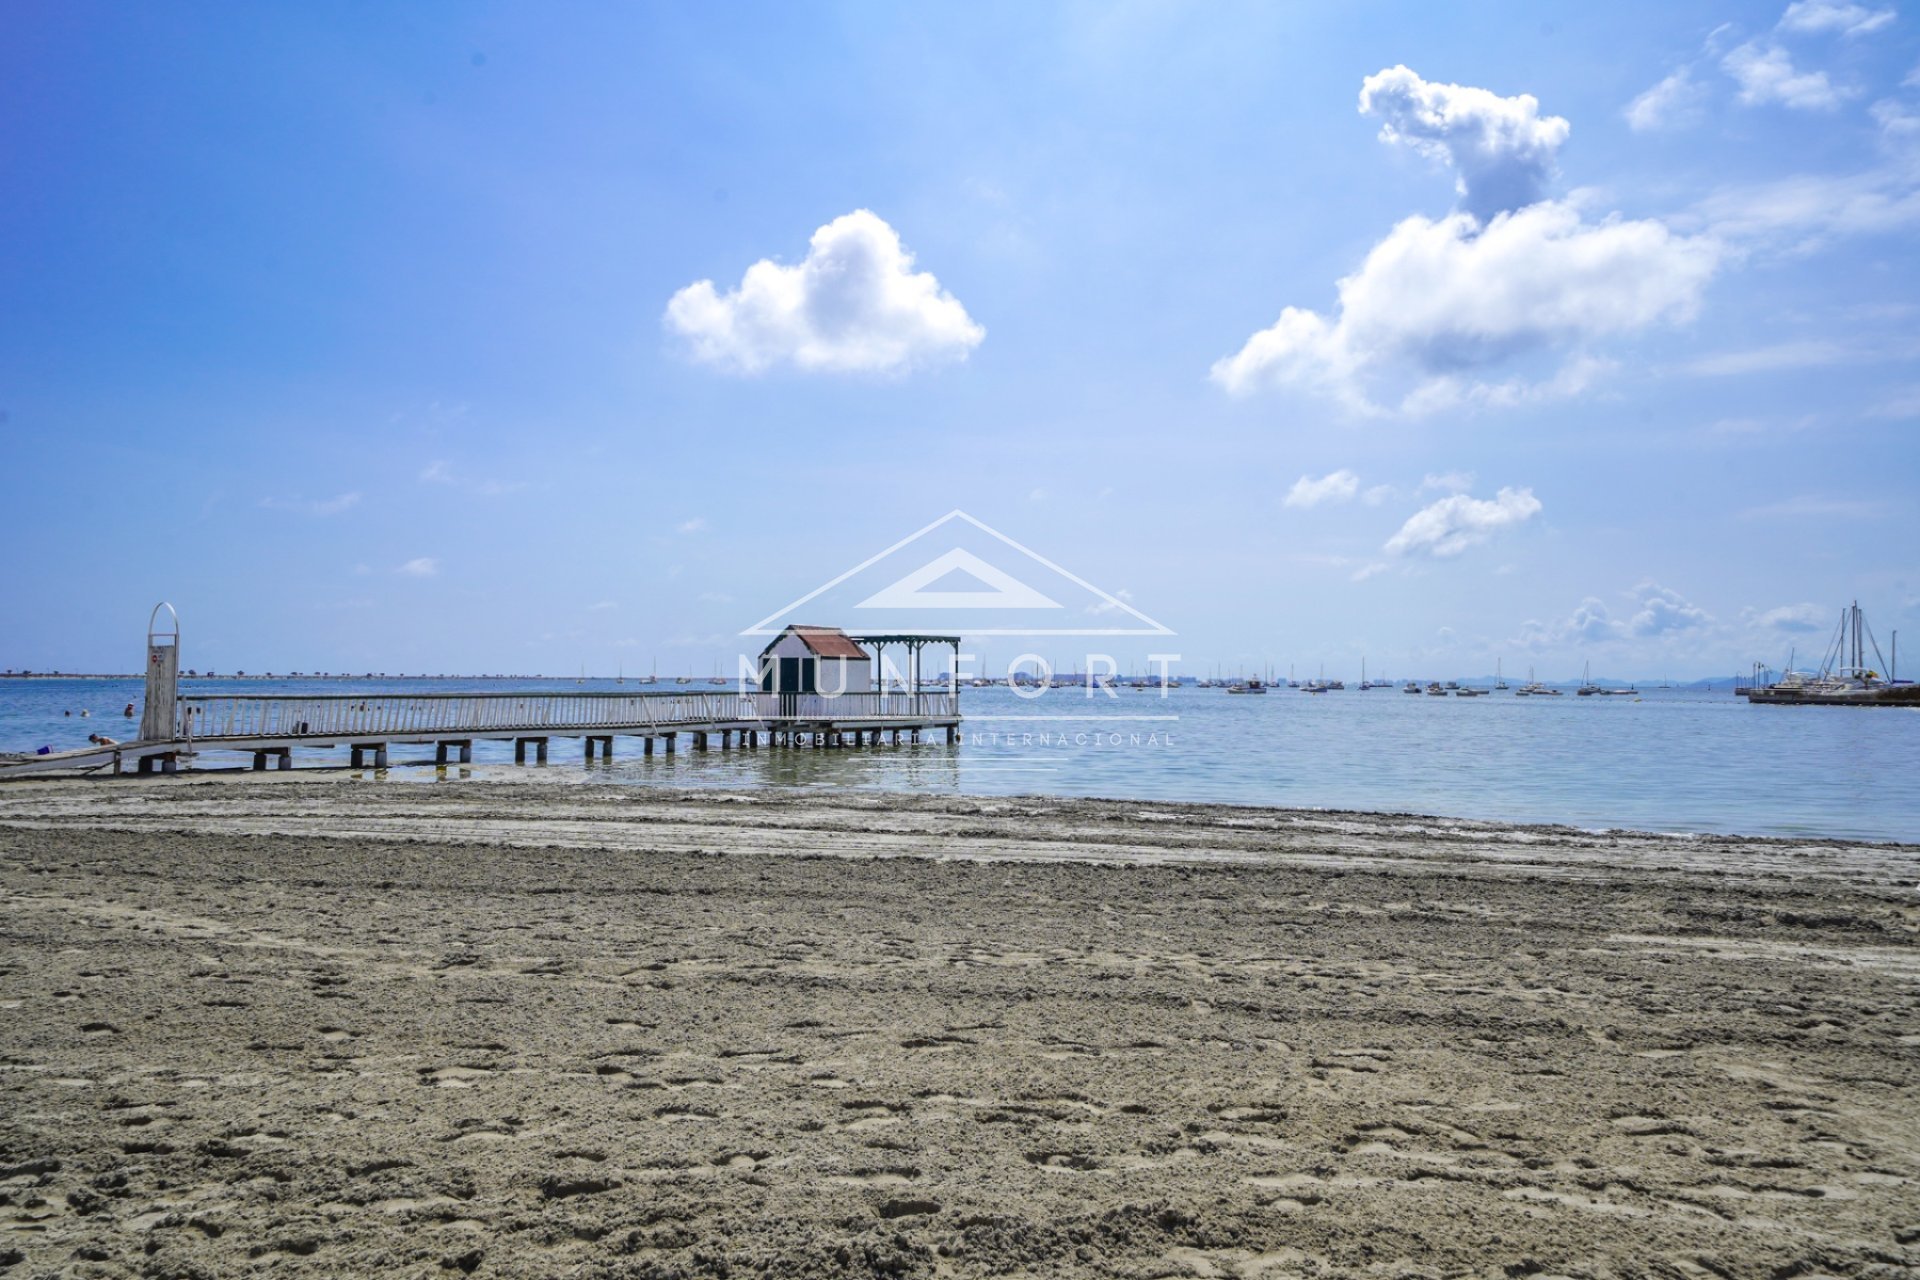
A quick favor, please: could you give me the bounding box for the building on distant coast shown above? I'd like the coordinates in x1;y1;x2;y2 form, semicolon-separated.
757;625;873;696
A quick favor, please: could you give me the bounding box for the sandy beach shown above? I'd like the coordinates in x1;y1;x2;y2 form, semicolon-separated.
1;778;1916;1278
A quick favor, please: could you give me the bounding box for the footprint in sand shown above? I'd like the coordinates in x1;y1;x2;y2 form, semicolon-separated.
419;1066;496;1089
826;1166;921;1188
838;1100;908;1131
1025;1151;1103;1172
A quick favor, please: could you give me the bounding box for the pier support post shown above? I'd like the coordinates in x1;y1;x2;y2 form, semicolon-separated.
911;729;921;744
459;742;471;764
644;736;654;757
664;734;676;755
515;739;526;764
720;730;731;750
137;755;153;776
536;739;548;764
436;742;449;765
598;736;613;759
277;749;292;770
693;732;708;752
374;745;388;769
585;737;596;762
253;751;269;771
946;726;957;745
160;755;177;775
351;747;364;769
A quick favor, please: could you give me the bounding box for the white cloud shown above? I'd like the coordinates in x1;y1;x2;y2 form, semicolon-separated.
1778;0;1896;38
261;492;360;516
1681;339;1853;375
1212;201;1716;409
676;517;708;535
1350;562;1390;582
1753;602;1829;631
1869;384;1920;417
1283;469;1361;508
1626;68;1708;131
1740;494;1888;518
1359;66;1571;222
1419;471;1475;494
1516;596;1625;649
1871;97;1920;140
1688;166;1920;250
396;557;439;577
1384;486;1542;558
1399;354;1617;416
664;209;984;374
1722;42;1849;110
1515;582;1711;649
1628;582;1713;636
419;459;523;496
1361;484;1395;506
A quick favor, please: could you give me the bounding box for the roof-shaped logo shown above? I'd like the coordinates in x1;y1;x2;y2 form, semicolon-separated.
742;510;1172;637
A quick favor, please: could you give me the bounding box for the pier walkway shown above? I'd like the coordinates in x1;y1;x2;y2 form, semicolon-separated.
0;688;962;778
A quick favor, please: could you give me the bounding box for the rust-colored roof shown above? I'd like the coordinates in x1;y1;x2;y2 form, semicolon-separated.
788;626;869;660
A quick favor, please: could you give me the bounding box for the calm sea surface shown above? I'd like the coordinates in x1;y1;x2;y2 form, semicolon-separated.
4;677;1917;842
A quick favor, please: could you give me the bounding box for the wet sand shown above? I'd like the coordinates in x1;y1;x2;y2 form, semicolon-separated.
1;779;1917;1278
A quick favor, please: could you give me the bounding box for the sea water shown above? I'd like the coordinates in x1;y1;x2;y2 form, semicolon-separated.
3;677;1916;843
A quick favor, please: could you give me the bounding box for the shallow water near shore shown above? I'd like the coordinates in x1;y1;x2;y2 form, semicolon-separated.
5;677;1917;841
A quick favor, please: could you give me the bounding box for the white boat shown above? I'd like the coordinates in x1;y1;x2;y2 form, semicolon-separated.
1577;662;1602;696
1744;602;1917;705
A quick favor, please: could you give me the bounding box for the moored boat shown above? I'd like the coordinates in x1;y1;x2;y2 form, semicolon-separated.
1744;602;1917;706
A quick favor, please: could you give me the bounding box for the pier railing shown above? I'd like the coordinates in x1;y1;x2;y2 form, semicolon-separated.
175;689;958;742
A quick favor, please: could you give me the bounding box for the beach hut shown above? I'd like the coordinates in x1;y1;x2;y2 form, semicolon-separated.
758;625;872;697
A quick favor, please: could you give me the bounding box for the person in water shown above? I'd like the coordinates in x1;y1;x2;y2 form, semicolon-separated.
88;733;118;746
123;703;135;717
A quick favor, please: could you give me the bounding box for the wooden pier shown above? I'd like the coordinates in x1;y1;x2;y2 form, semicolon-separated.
0;688;961;778
0;610;964;780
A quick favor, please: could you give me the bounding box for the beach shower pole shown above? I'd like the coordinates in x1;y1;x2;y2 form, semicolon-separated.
141;603;181;743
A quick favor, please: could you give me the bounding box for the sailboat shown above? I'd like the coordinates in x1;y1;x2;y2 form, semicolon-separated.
1517;666;1561;697
1744;601;1918;705
1494;659;1508;691
1577;662;1602;696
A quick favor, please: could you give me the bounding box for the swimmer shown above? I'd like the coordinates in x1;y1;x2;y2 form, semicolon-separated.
88;733;118;746
124;703;135;717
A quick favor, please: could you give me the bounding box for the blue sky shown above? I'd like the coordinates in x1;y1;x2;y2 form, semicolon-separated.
3;2;1916;680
